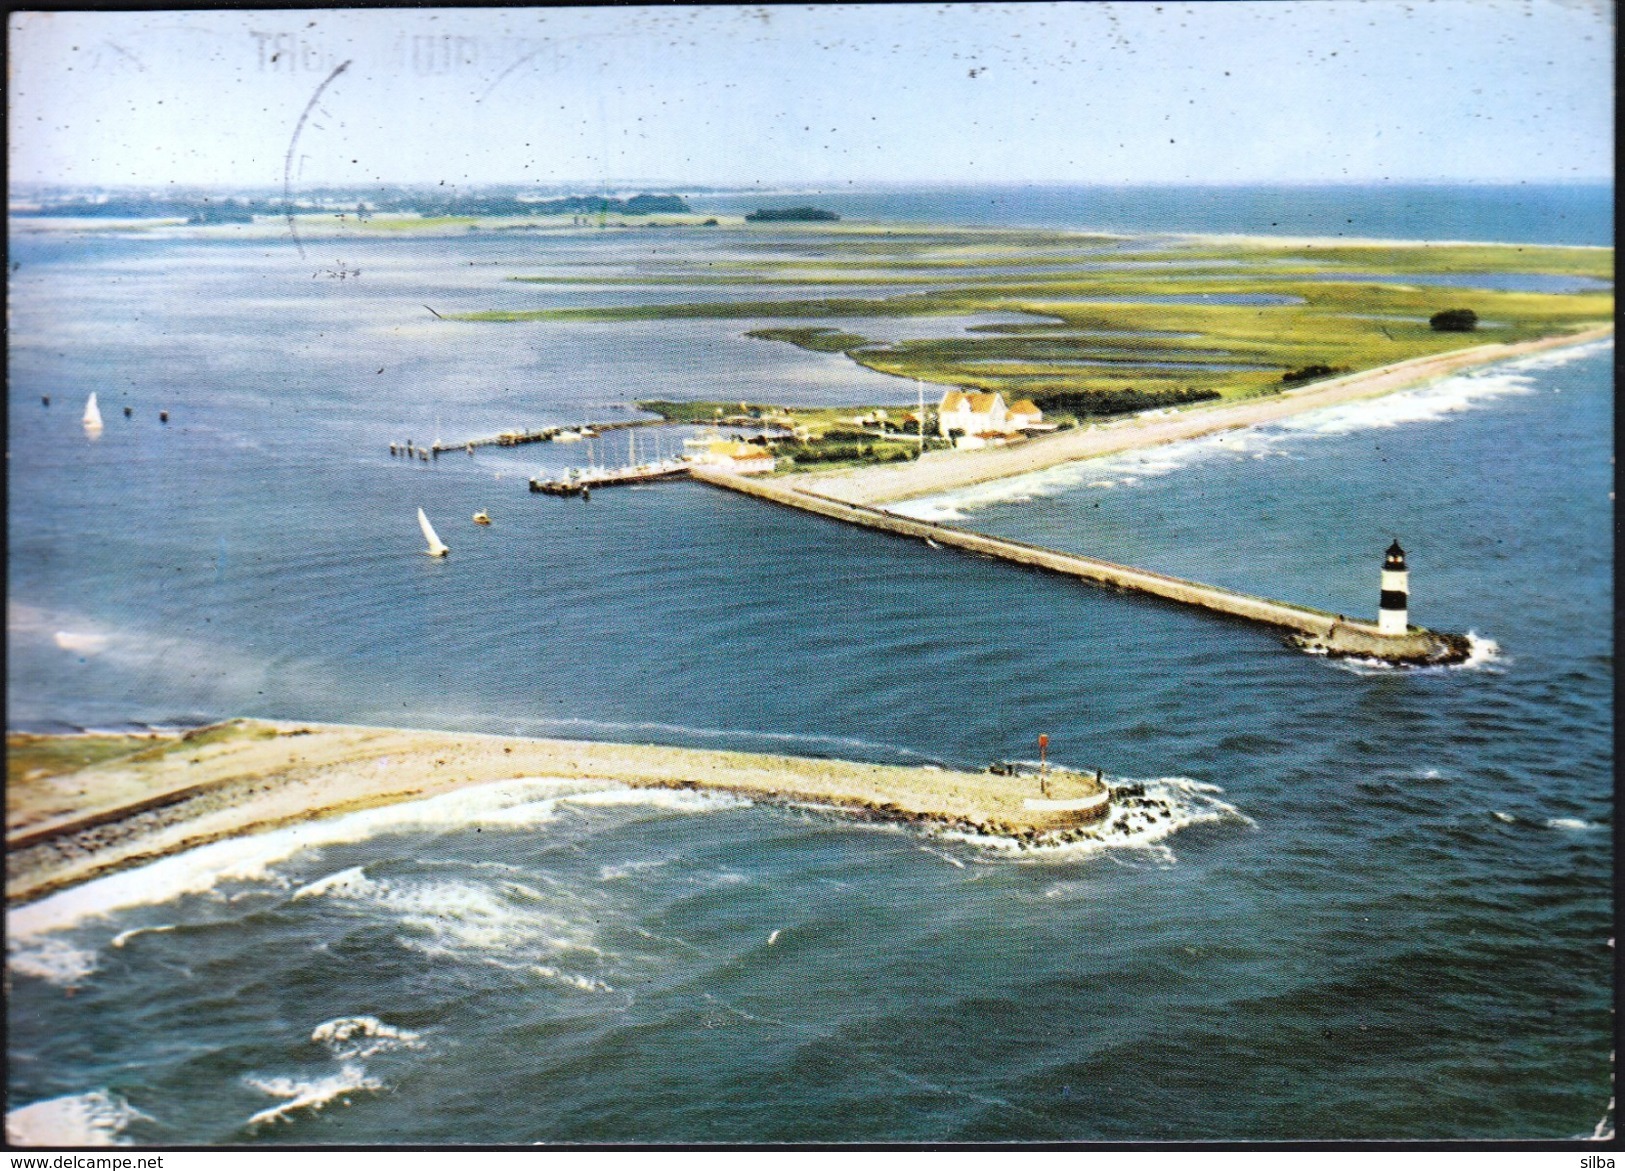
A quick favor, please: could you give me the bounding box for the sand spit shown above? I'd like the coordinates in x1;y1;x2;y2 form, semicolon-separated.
6;720;1104;906
788;325;1613;505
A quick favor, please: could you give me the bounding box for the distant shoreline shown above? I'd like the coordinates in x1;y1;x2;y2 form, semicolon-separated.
6;720;1108;909
788;323;1615;505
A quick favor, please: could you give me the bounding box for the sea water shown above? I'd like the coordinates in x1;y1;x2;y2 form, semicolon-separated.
6;185;1612;1143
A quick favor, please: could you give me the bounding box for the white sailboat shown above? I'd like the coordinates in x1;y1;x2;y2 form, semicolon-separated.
418;508;449;557
82;392;104;433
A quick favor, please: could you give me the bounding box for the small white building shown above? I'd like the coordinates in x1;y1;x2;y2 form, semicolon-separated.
1006;398;1044;429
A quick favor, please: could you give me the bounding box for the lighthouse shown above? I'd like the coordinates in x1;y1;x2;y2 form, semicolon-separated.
1378;539;1409;636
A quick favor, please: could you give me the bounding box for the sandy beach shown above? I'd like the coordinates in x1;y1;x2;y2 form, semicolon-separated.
788;324;1614;505
6;720;1107;907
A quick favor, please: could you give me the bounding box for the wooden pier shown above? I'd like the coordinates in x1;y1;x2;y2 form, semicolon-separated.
691;468;1471;666
431;418;657;455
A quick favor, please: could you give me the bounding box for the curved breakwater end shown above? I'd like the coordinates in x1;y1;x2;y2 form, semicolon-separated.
5;719;1109;908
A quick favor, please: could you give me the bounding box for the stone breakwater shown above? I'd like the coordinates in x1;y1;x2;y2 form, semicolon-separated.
5;721;1109;906
690;469;1470;666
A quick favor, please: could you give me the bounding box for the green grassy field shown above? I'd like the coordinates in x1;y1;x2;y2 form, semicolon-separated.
454;227;1611;412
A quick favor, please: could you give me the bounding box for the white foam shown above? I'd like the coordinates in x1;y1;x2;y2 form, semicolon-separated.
530;965;613;993
6;935;98;985
1283;369;1538;436
599;857;672;881
6;1090;151;1147
1459;632;1505;671
311;1016;422;1060
561;786;750;813
292;866;376;901
110;923;177;948
7;776;601;938
944;776;1252;863
1326;630;1504;677
243;1064;382;1130
1502;337;1612;373
894;342;1604;519
917;844;968;869
303;867;604;964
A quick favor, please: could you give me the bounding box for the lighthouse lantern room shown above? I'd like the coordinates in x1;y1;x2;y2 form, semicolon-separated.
1378;540;1409;636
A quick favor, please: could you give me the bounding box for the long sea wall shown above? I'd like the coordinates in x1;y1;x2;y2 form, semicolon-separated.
691;468;1468;665
7;721;1110;906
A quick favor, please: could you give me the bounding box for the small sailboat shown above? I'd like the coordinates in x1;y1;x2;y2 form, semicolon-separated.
472;511;491;525
82;392;104;433
418;508;449;557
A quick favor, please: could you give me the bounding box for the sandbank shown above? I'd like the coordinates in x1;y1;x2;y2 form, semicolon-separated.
786;324;1613;505
6;719;1105;907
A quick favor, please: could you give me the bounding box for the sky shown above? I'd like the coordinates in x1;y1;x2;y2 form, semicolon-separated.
6;2;1615;190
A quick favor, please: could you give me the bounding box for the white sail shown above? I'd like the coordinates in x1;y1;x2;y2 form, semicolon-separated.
418;508;449;557
82;393;103;429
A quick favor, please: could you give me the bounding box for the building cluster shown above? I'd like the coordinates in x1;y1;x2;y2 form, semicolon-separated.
684;437;777;475
936;390;1048;449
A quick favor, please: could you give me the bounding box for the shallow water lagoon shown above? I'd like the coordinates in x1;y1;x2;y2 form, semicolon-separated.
467;223;1610;407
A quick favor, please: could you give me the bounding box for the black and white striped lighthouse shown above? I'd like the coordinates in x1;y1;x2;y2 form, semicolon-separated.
1378;539;1409;636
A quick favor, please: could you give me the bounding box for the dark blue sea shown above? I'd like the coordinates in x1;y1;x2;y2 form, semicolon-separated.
5;184;1613;1143
690;182;1614;246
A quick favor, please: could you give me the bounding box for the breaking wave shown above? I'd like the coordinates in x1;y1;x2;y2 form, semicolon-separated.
1490;810;1604;832
296;866;602;963
311;1016;423;1061
5;1091;150;1147
8;776;748;946
243;1016;423;1132
889;339;1608;519
942;776;1253;863
243;1066;383;1131
1325;631;1503;676
5;934;99;986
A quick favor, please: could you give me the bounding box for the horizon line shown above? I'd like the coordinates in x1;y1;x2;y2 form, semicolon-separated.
11;177;1615;194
